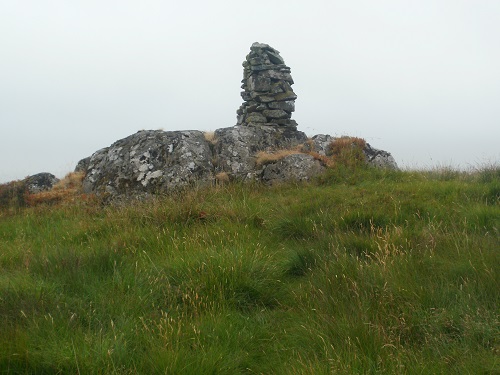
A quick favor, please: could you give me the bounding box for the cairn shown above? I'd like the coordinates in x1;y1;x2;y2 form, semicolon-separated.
236;42;297;128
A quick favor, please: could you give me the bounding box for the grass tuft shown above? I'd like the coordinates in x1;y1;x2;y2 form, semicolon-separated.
255;149;303;166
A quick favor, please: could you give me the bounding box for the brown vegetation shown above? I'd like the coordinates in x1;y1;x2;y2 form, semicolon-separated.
215;171;230;184
203;131;216;145
328;136;367;167
255;149;303;166
24;172;86;207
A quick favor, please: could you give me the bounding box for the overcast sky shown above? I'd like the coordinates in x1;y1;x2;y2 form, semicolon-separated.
1;0;499;182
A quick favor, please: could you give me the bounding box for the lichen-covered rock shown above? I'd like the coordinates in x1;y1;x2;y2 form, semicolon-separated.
363;143;398;169
310;134;335;156
75;157;90;173
261;154;325;185
25;173;59;194
214;125;308;179
81;130;213;196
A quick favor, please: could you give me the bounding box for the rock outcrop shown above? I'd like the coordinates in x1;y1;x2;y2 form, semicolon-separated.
363;143;398;169
81;130;212;196
77;128;398;197
214;125;307;179
237;43;297;128
74;42;398;198
261;154;325;185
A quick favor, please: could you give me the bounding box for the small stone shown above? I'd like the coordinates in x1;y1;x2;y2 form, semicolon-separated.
250;42;279;54
251;92;276;103
245;104;259;113
247;74;271;92
268;100;295;112
265;70;294;83
263;109;289;119
241;91;252;101
274;91;297;102
249;56;270;66
249;64;288;72
270;83;285;94
269;119;292;125
267;50;285;65
245;113;267;123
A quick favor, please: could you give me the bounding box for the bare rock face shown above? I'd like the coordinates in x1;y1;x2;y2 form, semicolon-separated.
237;43;297;128
81;130;213;196
261;154;325;185
214;125;307;179
363;143;398;169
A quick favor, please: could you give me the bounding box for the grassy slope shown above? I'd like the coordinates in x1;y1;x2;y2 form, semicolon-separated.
0;166;498;374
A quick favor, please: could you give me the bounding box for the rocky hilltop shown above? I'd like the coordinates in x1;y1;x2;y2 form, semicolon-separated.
74;43;397;198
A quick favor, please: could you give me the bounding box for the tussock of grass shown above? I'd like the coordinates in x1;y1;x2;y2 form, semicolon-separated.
0;164;498;373
329;136;367;167
203;131;216;144
215;171;230;184
255;149;303;166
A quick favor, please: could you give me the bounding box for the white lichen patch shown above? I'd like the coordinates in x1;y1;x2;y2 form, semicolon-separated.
140;170;163;186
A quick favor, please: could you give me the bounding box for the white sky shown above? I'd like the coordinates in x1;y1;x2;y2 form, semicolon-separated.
1;0;499;182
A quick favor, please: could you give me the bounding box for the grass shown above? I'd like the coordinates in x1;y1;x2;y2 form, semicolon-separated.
0;164;498;374
255;149;303;166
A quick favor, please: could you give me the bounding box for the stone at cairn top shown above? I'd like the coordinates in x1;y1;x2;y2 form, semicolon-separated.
236;42;298;128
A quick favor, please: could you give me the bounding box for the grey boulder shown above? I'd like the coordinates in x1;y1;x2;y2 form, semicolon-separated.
363;143;398;169
81;130;213;196
261;154;325;185
214;125;308;179
25;173;59;194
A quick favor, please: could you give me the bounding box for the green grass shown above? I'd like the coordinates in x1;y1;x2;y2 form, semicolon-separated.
0;165;498;374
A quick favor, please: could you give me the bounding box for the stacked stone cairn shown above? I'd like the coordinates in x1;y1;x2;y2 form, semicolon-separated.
236;42;298;128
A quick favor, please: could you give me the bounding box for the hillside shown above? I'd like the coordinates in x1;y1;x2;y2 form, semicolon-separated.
0;165;499;374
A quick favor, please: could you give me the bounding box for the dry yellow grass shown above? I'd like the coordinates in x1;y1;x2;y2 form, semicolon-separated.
255;149;303;166
328;136;367;167
215;171;230;183
329;136;366;155
25;171;86;206
204;131;216;144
